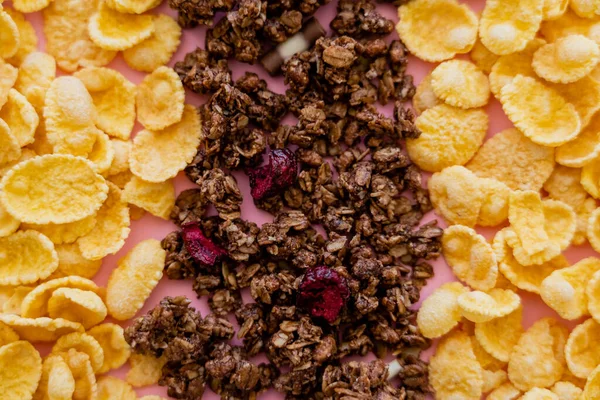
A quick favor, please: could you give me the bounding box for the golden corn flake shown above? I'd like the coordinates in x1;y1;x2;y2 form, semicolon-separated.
417;282;469;338
574;197;596;245
43;0;117;72
551;381;583;400
533;35;600;84
570;0;600;18
78;182;130;261
543;0;569;20
34;354;75;400
0;148;36;180
106;239;165;320
126;353;166;387
106;0;161;14
0;9;19;59
0;341;42;400
471;334;507;371
3;7;37;67
123;14;182;73
0;61;18;110
500;75;580;147
14;52;56;113
73;67;136;140
429;330;483;400
0;200;19;238
48;288;107;329
123;176;175;220
520;388;559;400
541;9;600;43
541;257;600;320
87;323;131;374
470;39;500;74
458;288;521;323
51;332;104;373
0;230;58;285
88;2;154;51
482;369;508;393
87;130;115;175
12;0;52;12
480;0;543;56
22;215;97;245
0;315;83;342
1;154;108;224
129;204;146;220
475;305;523;363
478;178;511;227
556;112;600;167
560;368;587;389
590;208;600;253
57;349;97;400
136;66;185;131
543;199;577;250
442;225;498;291
544;165;589;211
583;364;600;400
0;321;18;347
54;243;102;280
509;190;550;255
97;376;136;400
565;318;600;379
588;268;600;325
490;39;544;97
508;317;567;391
431;60;490;109
21;276;99;318
407;104;488;172
130;104;200;182
582;159;600;199
0;89;38;147
504;227;561;266
413;73;440;115
487;382;522;400
0;118;20;166
106;139;131;177
2;286;33;315
550;75;600;129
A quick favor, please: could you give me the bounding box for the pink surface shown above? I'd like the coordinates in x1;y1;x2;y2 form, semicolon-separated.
16;0;597;398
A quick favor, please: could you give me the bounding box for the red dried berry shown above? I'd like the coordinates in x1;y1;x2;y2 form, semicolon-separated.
297;265;350;323
247;148;298;200
181;222;228;270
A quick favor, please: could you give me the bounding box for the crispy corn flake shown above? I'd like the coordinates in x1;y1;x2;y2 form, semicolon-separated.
508;318;567;391
458;288;521;323
14;52;55;113
589;270;600;332
504;227;562;266
0;89;38;147
470;39;500;74
0;315;83;342
21;276;99;318
406;104;488;172
543;0;569;20
73;67;136;140
106;139;131;177
574;197;596;245
428;166;485;227
0;230;58;285
560;369;587;389
582;160;600;199
0;200;19;237
533;35;600;84
53;243;102;279
77;182;130;261
475;305;523;363
551;381;583;400
431;60;490;109
397;0;478;62
123;14;182;73
87;323;130;374
429;330;483;400
0;61;18;110
51;332;104;373
0;321;18;346
589;208;600;253
557;112;600;167
136;66;185;131
478;178;511;227
108;170;134;190
471;334;507;371
583;364;600;399
129;204;146;220
541;257;600;320
1;154;108;224
0;148;35;180
544;165;590;211
87;130;115;175
541;10;600;44
130;104;200;182
12;0;52;12
43;0;117;72
483;369;508;393
126;353;166;387
88;2;154;51
97;376;136;400
490;38;545;97
0;118;20;165
480;0;543;55
550;76;600;130
487;382;522;400
3;7;37;66
565;318;600;379
520;388;559;400
570;0;600;18
57;349;97;400
22;215;97;245
543;199;577;250
0;341;42;400
0;9;20;59
48;288;107;330
106;239;165;320
500;75;580;147
2;286;31;315
33;354;75;400
442;225;498;291
106;0;161;14
417;282;469;338
413;73;440;115
509;190;550;255
122;176;175;220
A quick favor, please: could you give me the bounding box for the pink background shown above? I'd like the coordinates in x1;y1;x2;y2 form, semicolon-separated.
13;0;596;397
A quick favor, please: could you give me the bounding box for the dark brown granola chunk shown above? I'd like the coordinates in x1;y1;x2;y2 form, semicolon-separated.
174;48;232;94
168;0;235;27
331;0;395;38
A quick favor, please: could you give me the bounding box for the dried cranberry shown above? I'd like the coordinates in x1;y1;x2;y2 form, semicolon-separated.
297;266;350;323
181;222;227;271
247;148;298;200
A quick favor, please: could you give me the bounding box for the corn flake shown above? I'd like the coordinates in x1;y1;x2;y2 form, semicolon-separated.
0;230;58;285
106;239;165;320
0;315;83;342
48;288;107;329
126;353;166;387
106;0;161;14
431;60;490;109
570;0;600;18
556;112;600;167
0;61;18;110
2;286;32;315
0;89;38;148
34;354;75;400
97;376;136;400
471;334;507;371
475;305;523;363
130;104;200;182
106;139;131;177
574;198;597;245
413;73;440;115
551;75;600;129
0;321;18;346
122;176;175;220
541;9;600;44
504;227;561;266
478;178;511;227
520;388;559;400
543;0;569;20
500;75;580;147
14;52;55;113
551;381;583;400
565;318;600;379
407;104;488;172
3;7;37;66
492;38;545;97
87;323;130;374
442;225;498;291
136;66;185;131
488;382;522;400
108;170;134;190
88;2;154;51
508;317;567;391
509;190;550;255
0;200;19;238
51;332;104;373
543;199;577;250
0;9;19;59
53;243;102;280
541;257;600;320
57;349;97;400
87;129;115;175
587;268;600;324
417;282;469;338
458;288;521;323
0;118;20;166
544;165;590;211
21;276;99;318
582;160;600;199
583;364;600;400
22;215;97;245
483;369;508;393
0;341;42;400
470;39;500;74
533;35;600;83
123;14;182;73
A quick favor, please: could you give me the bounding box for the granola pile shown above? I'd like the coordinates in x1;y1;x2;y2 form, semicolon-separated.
127;0;443;398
